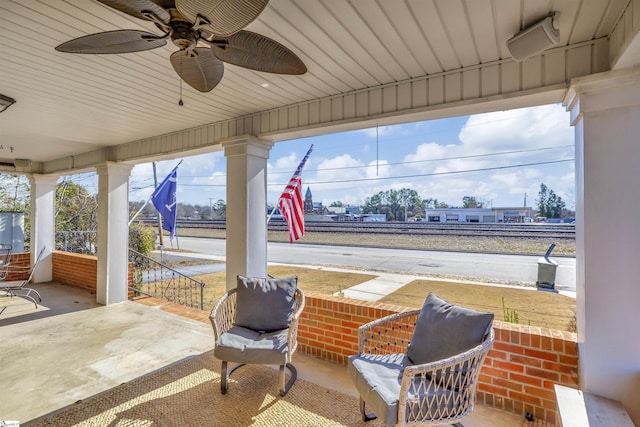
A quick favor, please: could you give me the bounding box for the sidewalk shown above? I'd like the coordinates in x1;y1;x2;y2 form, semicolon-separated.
152;250;576;300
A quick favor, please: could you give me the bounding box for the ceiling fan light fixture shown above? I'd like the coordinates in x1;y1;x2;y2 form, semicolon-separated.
506;14;560;61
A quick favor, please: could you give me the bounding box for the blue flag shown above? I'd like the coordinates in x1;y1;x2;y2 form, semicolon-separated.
151;165;179;239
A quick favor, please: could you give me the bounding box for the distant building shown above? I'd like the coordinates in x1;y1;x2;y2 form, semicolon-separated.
425;207;533;223
304;187;363;220
304;187;314;213
362;214;387;222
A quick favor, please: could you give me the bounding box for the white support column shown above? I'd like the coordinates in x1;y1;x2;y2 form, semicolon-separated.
28;175;58;283
95;163;133;305
564;67;640;425
222;136;274;291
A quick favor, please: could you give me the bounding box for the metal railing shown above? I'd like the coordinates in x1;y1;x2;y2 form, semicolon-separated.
128;249;206;310
56;231;97;255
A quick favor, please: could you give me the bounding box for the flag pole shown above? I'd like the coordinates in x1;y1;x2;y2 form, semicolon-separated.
128;199;149;226
266;200;282;225
152;162;165;247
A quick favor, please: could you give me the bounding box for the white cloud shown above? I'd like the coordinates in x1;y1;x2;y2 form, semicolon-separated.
126;104;575;211
357;125;396;139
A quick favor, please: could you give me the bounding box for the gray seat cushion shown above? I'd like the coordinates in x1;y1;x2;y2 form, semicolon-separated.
214;325;289;365
407;293;494;365
348;353;458;426
348;353;408;426
235;275;297;333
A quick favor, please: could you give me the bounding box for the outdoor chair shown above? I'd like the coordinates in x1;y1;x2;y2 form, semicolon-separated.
348;293;495;427
0;247;46;309
0;244;13;280
210;275;305;396
0;243;12;266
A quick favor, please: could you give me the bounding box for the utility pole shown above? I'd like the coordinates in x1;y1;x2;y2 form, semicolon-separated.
209;197;214;219
524;193;527;207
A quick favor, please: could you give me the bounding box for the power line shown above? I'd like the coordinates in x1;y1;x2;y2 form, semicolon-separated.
173;158;574;188
294;159;574;186
287;145;574;174
172;144;574;178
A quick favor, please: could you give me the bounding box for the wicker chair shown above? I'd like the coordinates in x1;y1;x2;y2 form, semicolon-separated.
348;293;494;426
210;276;305;396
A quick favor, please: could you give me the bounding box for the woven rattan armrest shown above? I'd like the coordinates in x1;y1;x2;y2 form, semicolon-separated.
286;288;305;362
358;309;421;354
210;288;237;341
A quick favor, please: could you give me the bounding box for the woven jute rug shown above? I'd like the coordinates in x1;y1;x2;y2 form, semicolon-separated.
28;351;384;427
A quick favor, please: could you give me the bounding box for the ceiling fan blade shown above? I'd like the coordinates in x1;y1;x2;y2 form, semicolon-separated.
211;31;307;75
96;0;171;23
176;0;269;36
55;30;166;54
170;47;224;92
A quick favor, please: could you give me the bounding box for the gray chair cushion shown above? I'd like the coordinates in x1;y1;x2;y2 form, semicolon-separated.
407;293;494;365
214;325;289;365
348;353;458;426
235;275;297;332
348;353;408;426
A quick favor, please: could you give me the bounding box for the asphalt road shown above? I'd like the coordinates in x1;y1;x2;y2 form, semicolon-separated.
172;236;577;292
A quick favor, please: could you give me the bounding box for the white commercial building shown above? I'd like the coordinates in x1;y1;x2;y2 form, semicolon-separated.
425;207;534;223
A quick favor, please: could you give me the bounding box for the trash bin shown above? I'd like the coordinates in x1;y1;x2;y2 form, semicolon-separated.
536;243;557;290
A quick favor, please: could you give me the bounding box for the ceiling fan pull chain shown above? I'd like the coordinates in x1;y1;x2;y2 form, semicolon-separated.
179;55;184;106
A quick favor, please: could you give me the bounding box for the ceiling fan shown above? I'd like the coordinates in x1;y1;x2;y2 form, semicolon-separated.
55;0;307;95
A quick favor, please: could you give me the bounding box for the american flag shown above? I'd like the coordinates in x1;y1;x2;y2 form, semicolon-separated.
278;145;313;243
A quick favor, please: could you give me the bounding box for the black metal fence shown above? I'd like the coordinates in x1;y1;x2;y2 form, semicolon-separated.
56;231;97;255
128;249;206;310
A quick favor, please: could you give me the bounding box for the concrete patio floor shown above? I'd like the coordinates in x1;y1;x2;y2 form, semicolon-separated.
0;282;525;426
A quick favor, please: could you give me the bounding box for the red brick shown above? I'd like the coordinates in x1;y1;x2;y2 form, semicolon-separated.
510;354;542;368
478;383;509;397
508;390;541;406
493;377;522;391
524;385;556;401
526;367;560;382
542;361;577;374
523;348;559;362
493;360;525;373
488;349;508;360
510;373;543;387
481;366;509;379
493;342;525;355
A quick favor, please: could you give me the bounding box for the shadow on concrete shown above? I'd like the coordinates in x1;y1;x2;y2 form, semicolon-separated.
0;281;100;326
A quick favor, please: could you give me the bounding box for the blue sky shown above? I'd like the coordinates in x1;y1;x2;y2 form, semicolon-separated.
122;102;575;210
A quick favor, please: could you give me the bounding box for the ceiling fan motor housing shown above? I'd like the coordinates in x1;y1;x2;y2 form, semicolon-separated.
171;21;197;50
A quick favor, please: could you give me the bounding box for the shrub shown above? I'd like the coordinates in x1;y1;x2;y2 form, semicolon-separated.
129;223;155;258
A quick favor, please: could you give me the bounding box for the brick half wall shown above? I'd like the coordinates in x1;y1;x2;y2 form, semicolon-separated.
4;252;31;281
298;292;579;424
52;250;134;299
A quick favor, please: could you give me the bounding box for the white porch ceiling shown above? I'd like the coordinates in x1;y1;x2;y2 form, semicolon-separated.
0;0;636;174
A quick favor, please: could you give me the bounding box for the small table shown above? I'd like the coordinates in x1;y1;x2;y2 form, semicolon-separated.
555;384;634;426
